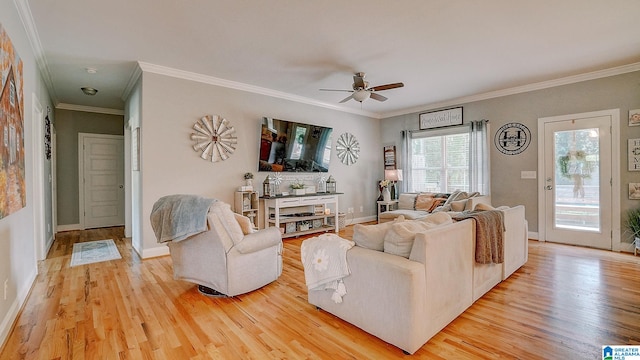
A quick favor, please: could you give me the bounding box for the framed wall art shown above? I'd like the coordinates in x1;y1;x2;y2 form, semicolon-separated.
629;109;640;126
419;107;463;130
629;138;640;171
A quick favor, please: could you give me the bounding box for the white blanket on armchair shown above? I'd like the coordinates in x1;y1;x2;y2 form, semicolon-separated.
301;233;355;303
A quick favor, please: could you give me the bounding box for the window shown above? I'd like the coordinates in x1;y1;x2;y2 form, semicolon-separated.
409;127;470;193
403;121;490;195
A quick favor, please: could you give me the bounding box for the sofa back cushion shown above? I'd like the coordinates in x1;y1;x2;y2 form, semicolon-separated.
353;216;405;251
384;213;454;258
397;193;417;210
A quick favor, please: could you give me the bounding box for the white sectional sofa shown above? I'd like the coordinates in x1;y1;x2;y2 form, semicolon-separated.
378;192;492;223
306;205;528;355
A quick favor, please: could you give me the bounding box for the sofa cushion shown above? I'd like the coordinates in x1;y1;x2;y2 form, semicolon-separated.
418;212;453;227
353;216;405;251
474;203;495;211
379;209;429;221
397;193;418;210
384;221;432;258
234;213;255;235
384;213;455;258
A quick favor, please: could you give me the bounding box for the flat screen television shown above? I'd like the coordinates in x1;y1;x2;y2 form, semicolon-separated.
258;117;333;172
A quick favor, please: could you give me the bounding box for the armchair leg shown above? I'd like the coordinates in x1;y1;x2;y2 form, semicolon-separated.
198;285;226;297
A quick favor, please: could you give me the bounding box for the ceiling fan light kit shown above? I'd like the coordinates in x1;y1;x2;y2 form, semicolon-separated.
321;72;404;104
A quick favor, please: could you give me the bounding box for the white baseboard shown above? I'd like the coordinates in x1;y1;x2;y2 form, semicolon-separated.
0;268;37;351
56;223;82;232
528;231;539;240
141;245;170;259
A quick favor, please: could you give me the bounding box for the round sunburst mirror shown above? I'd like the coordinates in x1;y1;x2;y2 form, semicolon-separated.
190;114;237;162
336;132;360;165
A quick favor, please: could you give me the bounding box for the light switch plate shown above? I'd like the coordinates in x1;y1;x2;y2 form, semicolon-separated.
521;171;537;179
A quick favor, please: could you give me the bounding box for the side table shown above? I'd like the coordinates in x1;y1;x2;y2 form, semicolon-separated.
377;200;398;223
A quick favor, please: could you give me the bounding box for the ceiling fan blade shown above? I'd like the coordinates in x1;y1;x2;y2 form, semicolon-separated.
353;73;366;89
370;92;388;102
319;89;353;92
339;94;355;103
369;82;404;92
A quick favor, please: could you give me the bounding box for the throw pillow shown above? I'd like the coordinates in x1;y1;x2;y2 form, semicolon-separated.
398;193;417;210
383;221;431;258
419;212;454;227
474;203;495;211
414;193;435;211
234;213;255;235
353;216;405;251
450;199;468;212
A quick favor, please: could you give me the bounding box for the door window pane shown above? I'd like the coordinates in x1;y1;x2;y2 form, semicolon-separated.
553;128;600;231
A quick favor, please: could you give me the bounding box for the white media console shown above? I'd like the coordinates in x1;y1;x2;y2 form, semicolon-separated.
262;193;341;238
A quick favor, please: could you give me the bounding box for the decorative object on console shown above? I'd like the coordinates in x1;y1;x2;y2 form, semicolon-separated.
190;114;237;162
243;172;254;187
384;169;403;200
336;132;360;165
316;174;327;193
380;179;391;202
291;179;306;195
263;175;275;197
326;175;337;193
272;172;283;195
624;207;640;255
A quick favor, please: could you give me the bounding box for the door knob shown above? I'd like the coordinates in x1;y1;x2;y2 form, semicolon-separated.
545;185;553;190
119;185;124;189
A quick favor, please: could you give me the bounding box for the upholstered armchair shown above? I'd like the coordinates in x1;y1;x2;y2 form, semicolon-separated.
164;201;283;297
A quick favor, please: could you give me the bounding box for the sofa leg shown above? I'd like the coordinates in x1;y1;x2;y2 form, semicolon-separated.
198;285;226;297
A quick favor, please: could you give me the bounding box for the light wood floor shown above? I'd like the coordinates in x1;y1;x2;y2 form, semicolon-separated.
1;226;639;359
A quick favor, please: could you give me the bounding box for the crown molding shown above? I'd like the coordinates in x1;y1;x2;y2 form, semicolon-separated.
121;64;142;101
56;103;124;116
137;62;381;119
13;0;58;105
381;62;640;119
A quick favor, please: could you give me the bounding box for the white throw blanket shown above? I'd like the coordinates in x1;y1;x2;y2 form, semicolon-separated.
301;233;355;303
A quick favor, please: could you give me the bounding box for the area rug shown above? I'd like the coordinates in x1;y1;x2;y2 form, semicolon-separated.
70;239;121;267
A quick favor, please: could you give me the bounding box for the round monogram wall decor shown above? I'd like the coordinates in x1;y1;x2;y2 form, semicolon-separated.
336;132;360;165
190;114;237;162
494;122;531;155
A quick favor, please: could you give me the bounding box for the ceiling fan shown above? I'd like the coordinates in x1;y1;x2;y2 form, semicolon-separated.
320;72;404;103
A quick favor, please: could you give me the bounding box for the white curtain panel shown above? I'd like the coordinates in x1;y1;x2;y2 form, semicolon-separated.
469;120;490;195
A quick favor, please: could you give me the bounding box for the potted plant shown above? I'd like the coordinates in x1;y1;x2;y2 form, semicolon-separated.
625;207;640;255
243;172;254;187
290;180;306;195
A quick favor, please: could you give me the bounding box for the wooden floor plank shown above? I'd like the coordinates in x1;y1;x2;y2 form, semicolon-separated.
2;225;640;359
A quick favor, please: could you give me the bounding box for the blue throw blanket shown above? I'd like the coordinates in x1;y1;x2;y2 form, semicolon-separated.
150;195;216;243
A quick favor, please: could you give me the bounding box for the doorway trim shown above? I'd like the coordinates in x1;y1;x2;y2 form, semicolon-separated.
537;109;621;250
78;133;125;229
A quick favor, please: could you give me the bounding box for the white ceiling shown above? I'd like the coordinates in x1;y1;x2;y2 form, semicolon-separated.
22;0;640;118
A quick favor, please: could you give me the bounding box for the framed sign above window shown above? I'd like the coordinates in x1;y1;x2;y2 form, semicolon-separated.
419;107;463;130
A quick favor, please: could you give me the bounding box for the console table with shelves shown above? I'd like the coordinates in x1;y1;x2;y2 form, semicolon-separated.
234;190;259;230
262;193;341;238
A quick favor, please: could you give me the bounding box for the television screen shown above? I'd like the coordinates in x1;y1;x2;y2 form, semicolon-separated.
258;117;333;172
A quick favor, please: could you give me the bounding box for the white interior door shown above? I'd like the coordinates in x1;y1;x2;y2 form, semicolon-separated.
540;114;612;249
80;134;125;229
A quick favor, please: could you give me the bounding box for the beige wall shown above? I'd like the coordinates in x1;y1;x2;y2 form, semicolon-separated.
134;71;381;257
382;71;640;240
54;109;124;226
0;0;54;346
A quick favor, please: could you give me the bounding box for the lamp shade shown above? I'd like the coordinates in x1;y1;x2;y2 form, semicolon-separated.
384;169;399;181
